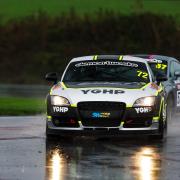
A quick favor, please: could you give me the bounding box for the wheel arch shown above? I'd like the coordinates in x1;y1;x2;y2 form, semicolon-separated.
167;91;175;109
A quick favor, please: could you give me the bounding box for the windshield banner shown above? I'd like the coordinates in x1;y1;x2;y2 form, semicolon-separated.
75;61;139;68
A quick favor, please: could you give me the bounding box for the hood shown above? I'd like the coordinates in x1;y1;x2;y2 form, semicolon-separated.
64;82;146;89
51;82;158;106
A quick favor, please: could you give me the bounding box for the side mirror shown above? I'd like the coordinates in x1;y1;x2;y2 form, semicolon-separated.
45;72;58;84
156;75;167;83
174;71;180;78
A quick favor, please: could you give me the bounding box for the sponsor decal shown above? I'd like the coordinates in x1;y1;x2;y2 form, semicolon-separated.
175;80;180;90
135;107;152;114
81;89;124;94
147;58;162;63
75;61;138;68
177;84;180;90
53;106;68;113
137;70;148;79
92;112;110;118
177;91;180;107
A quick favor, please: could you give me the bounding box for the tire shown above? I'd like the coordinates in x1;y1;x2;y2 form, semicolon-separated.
46;123;70;141
167;96;175;122
46;123;56;140
149;102;167;141
158;111;167;140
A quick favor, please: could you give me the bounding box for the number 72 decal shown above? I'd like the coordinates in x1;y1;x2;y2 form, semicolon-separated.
137;70;148;79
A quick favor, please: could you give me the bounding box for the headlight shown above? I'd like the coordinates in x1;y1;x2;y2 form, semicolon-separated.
51;96;70;106
133;96;156;107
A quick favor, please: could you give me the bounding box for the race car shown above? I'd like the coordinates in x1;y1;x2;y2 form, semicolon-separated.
45;55;168;139
134;55;180;119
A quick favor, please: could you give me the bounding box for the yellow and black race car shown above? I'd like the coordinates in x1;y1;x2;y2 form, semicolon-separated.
45;55;168;139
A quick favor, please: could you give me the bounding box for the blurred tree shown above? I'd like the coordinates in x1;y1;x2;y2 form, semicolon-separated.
133;0;144;14
0;11;179;84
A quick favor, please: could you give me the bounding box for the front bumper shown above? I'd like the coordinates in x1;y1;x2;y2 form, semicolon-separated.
46;103;160;136
47;120;159;136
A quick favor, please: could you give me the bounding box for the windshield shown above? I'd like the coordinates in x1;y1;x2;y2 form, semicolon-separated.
148;61;168;77
63;60;150;83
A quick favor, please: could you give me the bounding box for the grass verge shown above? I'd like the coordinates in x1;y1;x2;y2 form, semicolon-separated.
0;97;45;116
0;0;179;22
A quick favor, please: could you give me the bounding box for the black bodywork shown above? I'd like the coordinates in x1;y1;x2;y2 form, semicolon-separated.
134;55;180;114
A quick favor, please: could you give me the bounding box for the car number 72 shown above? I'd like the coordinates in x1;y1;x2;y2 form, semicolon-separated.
137;70;148;79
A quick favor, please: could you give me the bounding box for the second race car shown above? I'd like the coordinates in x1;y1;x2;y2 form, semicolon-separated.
134;54;180;120
45;55;168;139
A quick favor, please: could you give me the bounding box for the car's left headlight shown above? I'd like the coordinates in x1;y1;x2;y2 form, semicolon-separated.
51;96;70;106
133;96;156;107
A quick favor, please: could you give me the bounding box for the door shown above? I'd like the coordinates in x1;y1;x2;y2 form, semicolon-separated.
169;61;180;112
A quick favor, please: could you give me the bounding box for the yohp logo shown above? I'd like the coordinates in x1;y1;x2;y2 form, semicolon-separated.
135;107;151;114
53;106;68;113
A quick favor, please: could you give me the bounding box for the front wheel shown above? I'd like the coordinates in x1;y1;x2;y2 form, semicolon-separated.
46;123;57;140
157;113;167;140
149;103;167;140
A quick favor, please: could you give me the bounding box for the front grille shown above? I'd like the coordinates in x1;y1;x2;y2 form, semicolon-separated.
52;117;79;127
78;101;125;111
123;118;152;128
78;101;126;127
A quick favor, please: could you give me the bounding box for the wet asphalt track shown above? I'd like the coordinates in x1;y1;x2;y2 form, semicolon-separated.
0;116;180;180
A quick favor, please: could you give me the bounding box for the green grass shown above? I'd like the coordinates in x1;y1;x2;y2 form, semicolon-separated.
0;0;179;21
0;97;45;115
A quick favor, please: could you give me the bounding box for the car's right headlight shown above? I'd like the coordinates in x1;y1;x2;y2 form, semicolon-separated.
51;96;70;106
133;96;156;107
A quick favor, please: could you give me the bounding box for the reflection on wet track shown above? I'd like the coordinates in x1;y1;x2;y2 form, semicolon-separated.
0;116;180;180
47;148;67;180
46;138;164;180
134;147;160;180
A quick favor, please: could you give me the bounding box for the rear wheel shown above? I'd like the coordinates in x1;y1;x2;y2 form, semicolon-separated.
167;97;174;123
